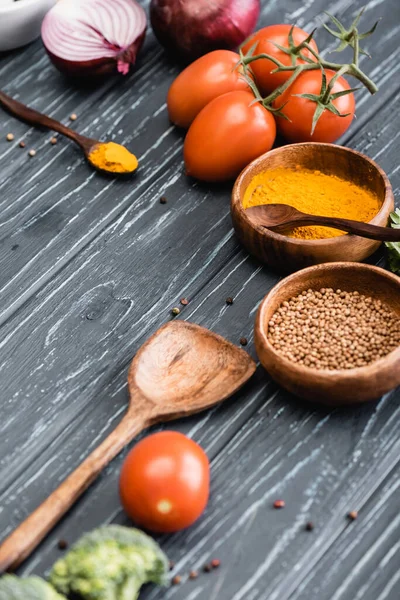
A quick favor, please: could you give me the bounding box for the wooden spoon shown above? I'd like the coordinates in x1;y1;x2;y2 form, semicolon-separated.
246;204;400;242
0;321;256;573
0;90;138;175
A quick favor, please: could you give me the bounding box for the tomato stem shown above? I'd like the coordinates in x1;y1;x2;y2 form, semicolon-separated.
240;9;379;96
243;51;378;95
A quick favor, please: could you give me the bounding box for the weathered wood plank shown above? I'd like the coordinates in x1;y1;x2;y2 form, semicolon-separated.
0;0;397;323
0;1;398;598
0;77;398;600
292;471;400;600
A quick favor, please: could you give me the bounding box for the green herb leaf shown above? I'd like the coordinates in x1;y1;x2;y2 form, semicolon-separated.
385;208;400;274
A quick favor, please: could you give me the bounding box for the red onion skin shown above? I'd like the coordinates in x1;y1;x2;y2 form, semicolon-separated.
150;0;261;63
44;31;146;79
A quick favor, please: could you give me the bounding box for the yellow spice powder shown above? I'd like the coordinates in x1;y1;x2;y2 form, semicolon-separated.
89;142;138;174
242;167;381;240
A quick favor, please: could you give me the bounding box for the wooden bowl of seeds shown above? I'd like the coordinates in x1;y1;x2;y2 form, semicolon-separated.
231;143;395;273
255;262;400;405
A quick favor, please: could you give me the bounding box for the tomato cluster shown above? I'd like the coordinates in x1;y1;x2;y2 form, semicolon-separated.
167;25;356;183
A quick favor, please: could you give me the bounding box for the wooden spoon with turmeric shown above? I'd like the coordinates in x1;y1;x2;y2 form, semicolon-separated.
246;204;400;242
0;90;138;175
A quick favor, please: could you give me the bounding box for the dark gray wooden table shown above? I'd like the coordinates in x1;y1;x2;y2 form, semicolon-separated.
1;1;399;598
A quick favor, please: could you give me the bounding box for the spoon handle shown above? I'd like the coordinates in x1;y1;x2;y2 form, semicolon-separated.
0;413;147;573
271;215;400;242
0;90;90;146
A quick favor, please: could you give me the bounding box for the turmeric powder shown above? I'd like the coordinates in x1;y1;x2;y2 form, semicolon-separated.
243;166;381;240
88;142;138;174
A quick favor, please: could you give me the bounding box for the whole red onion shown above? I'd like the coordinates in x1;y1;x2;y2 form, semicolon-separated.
41;0;147;79
150;0;261;62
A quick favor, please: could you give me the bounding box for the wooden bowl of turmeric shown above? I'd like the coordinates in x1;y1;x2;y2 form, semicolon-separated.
231;143;394;272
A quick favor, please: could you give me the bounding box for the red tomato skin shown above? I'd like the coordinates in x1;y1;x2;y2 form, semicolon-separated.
119;431;210;533
184;90;276;182
274;70;355;143
167;50;250;129
242;25;319;94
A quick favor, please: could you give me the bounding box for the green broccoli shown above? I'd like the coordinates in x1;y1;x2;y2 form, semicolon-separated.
50;525;169;600
0;574;66;600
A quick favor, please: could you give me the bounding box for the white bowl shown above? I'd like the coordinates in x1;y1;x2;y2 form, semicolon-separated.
0;0;56;52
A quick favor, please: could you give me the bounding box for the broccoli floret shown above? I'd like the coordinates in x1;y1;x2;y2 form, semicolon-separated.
0;574;66;600
50;525;169;600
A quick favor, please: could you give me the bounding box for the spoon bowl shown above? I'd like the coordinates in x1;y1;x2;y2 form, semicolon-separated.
246;203;400;242
0;321;255;573
130;321;255;418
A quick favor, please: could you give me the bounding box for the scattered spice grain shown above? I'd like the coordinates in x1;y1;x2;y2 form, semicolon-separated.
226;297;234;305
70;113;78;121
268;288;400;370
273;499;285;509
348;511;358;521
305;522;314;531
169;560;175;570
50;137;58;145
240;337;248;346
160;196;168;204
171;307;181;316
57;539;68;550
211;559;221;569
203;564;212;573
171;575;182;585
19;141;26;148
180;298;189;306
6;133;14;142
28;149;36;157
189;570;199;580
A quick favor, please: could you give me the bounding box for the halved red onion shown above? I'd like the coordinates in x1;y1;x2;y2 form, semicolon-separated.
41;0;147;78
150;0;261;63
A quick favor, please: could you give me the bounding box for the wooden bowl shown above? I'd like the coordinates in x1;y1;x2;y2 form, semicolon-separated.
254;262;400;405
231;143;394;273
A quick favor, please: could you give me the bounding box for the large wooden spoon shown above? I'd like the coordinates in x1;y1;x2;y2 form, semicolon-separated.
246;204;400;241
0;90;138;175
0;321;256;573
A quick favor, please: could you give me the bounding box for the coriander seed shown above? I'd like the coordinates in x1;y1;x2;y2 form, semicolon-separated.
268;288;400;371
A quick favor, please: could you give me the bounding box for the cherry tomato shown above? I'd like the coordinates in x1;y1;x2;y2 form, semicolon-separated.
167;50;250;129
242;25;319;94
273;69;355;143
184;90;276;182
119;431;210;533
